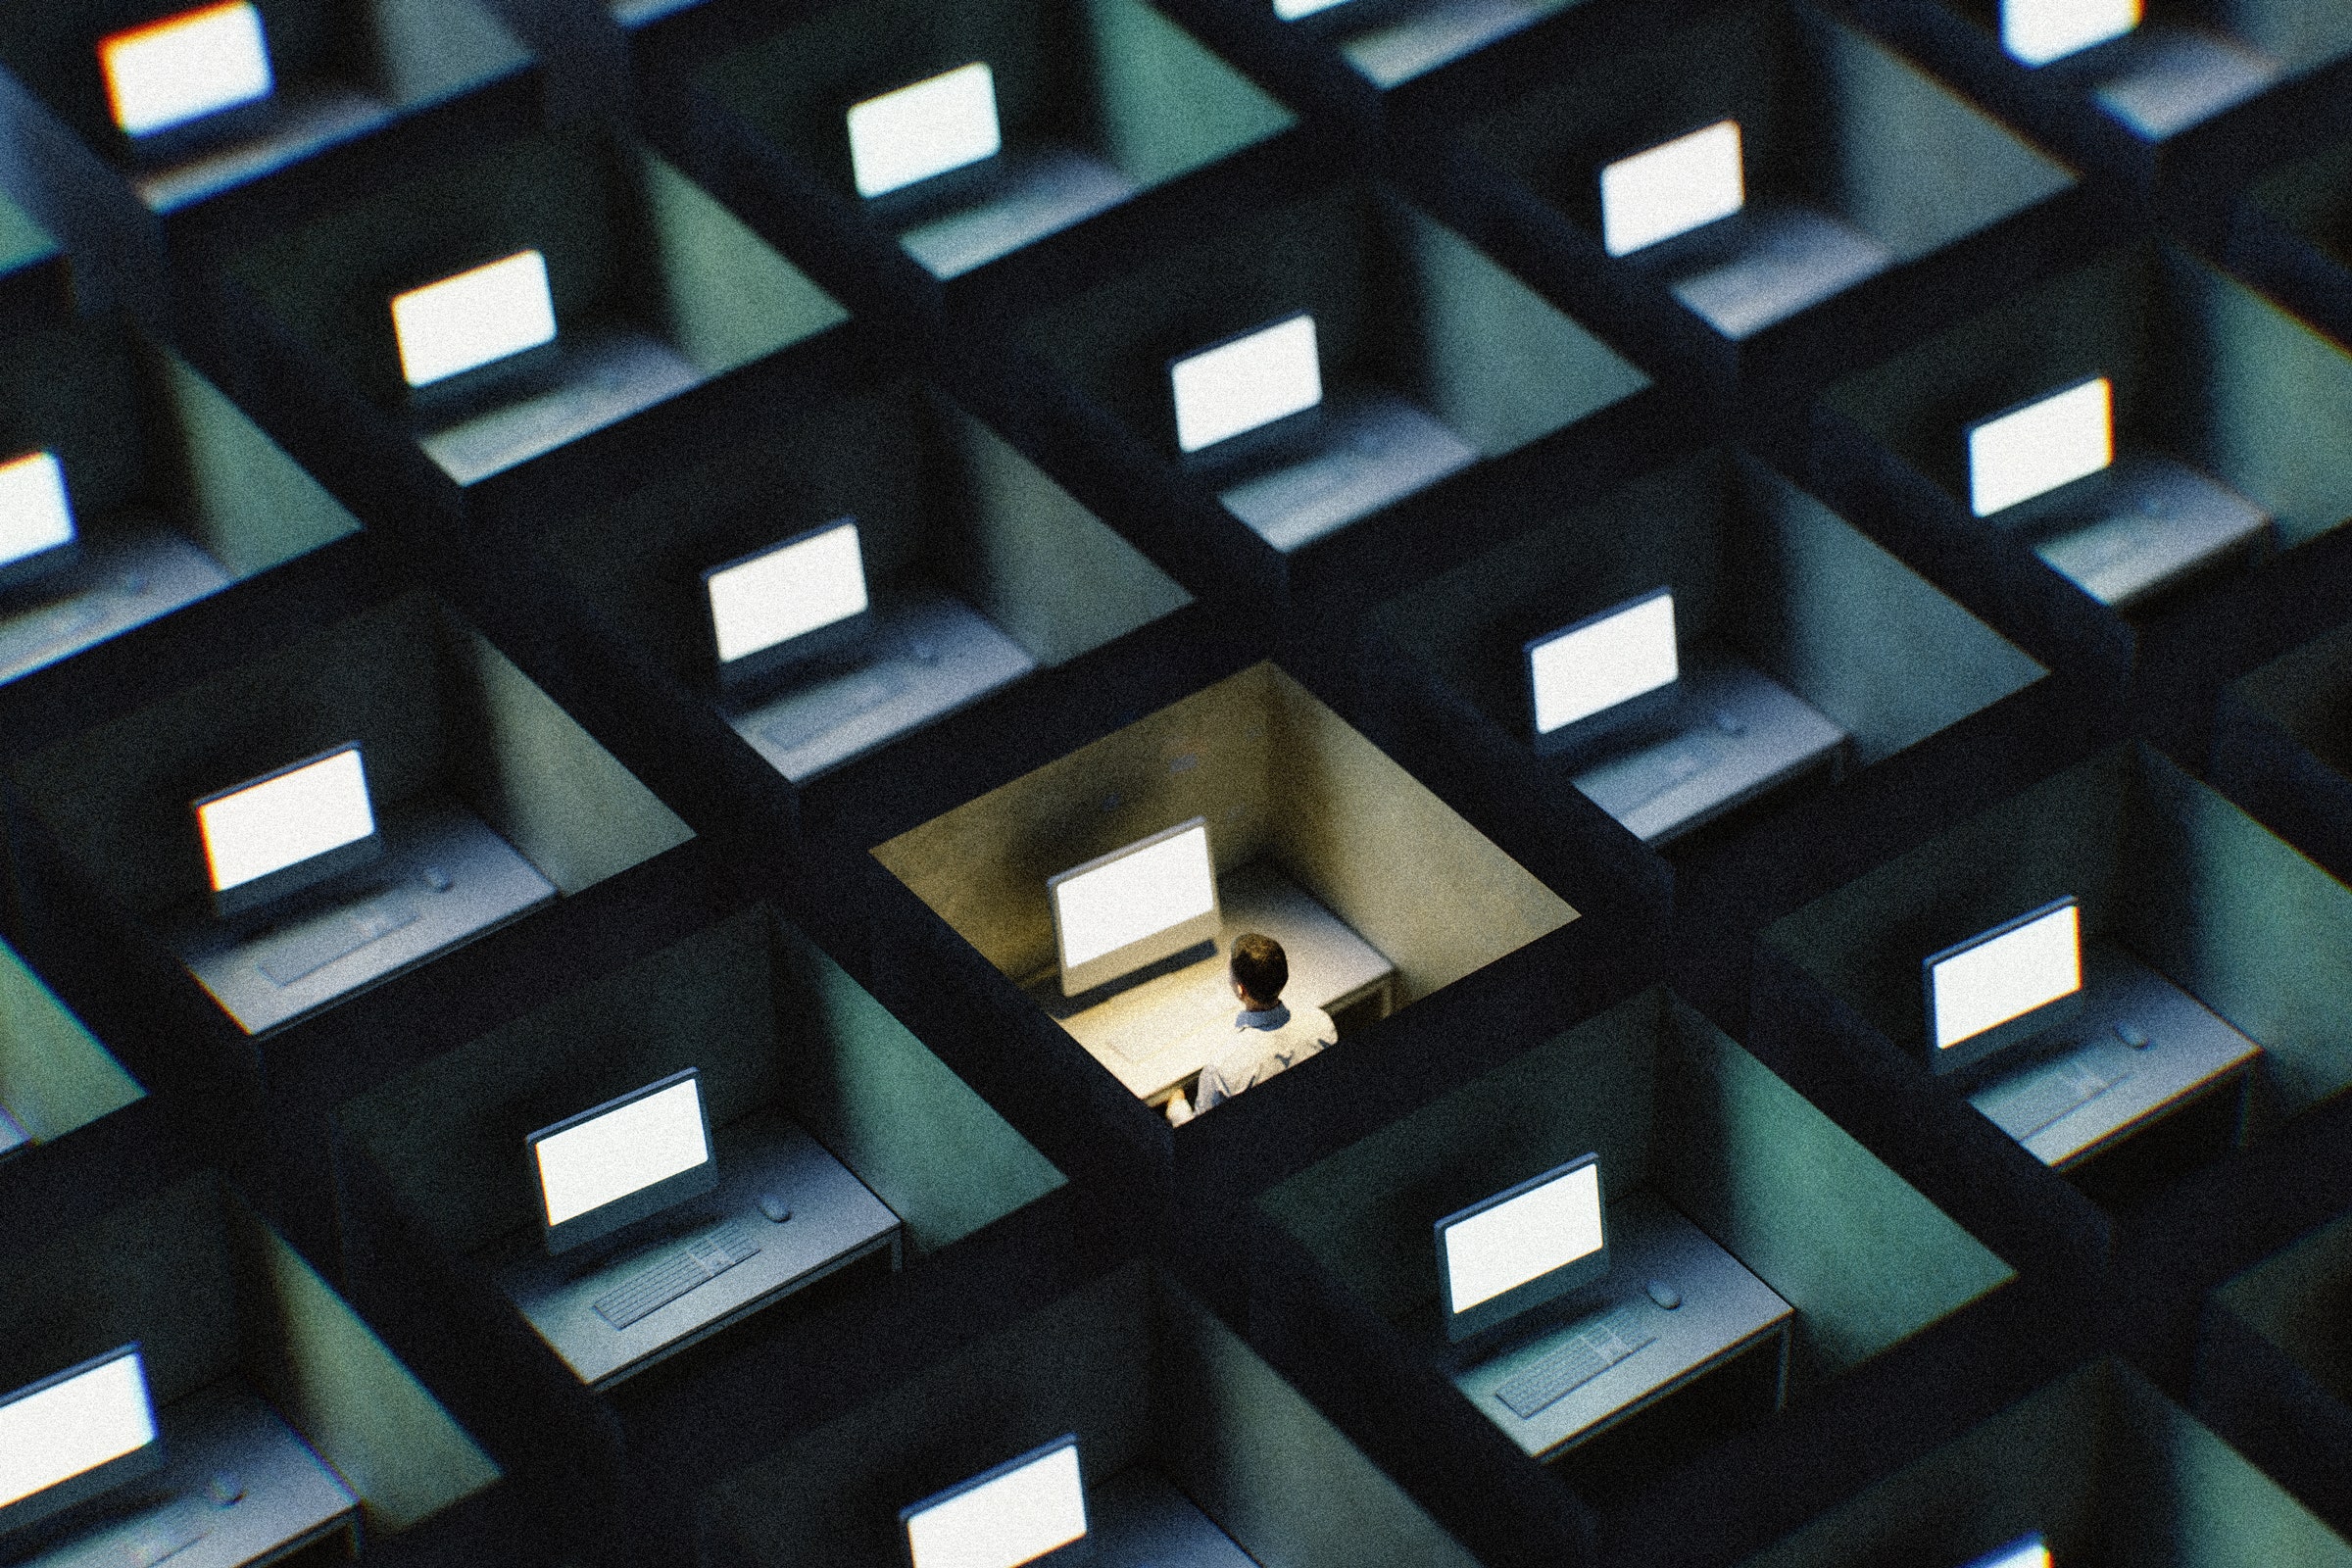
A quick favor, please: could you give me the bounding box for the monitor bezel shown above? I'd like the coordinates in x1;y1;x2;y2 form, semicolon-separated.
897;1433;1089;1568
845;60;1005;210
0;1343;163;1543
1921;895;2086;1076
1047;815;1221;998
701;516;875;695
1435;1152;1609;1344
525;1066;718;1256
194;740;383;921
1165;310;1324;467
1960;371;2112;518
1523;586;1682;759
0;450;80;596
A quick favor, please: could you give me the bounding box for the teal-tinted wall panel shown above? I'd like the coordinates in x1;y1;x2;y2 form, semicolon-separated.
632;154;849;378
1081;0;1294;187
0;936;141;1144
2213;1210;2352;1403
157;346;362;576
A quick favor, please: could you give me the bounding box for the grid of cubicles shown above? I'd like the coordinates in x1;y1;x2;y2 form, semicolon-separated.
4;1;2352;1567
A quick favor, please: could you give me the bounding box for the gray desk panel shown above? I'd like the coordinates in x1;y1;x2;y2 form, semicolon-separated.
1337;0;1572;86
492;1112;902;1391
1432;1191;1792;1461
419;327;703;485
1669;207;1892;341
0;524;231;686
1968;945;2260;1170
2002;453;2269;610
1217;392;1478;555
134;88;395;212
168;800;557;1036
2091;26;2280;139
34;1383;358;1568
728;590;1037;782
1035;860;1396;1104
900;149;1138;279
1088;1468;1256;1568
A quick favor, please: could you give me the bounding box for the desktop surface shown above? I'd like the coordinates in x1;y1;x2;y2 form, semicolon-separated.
1030;859;1396;1105
1333;0;1574;87
491;1109;901;1391
416;323;702;486
165;795;557;1035
0;521;230;686
26;1382;357;1568
897;147;1139;280
1212;388;1478;554
130;82;394;213
1419;1190;1792;1460
1965;941;2260;1169
1988;451;2269;611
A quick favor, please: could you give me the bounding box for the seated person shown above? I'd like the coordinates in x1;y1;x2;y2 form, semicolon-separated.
1165;932;1337;1125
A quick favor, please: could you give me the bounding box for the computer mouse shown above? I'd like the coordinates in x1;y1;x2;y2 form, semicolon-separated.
2114;1020;2151;1050
1711;709;1746;736
758;1193;793;1224
1645;1279;1682;1310
420;865;453;893
907;638;940;664
117;572;148;596
206;1473;244;1507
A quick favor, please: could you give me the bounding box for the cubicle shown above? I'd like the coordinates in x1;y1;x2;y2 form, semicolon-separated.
0;1169;504;1564
335;902;1064;1561
2206;618;2352;890
1738;1358;2352;1568
700;1255;1484;1568
2228;133;2352;381
2199;1208;2352;1542
1811;239;2352;760
1247;986;2013;1554
1754;743;2352;1272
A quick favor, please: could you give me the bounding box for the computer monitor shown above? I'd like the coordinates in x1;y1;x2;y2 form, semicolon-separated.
1168;313;1322;457
899;1434;1088;1568
194;742;381;921
1923;896;2085;1075
1524;587;1680;757
1966;375;2112;517
0;451;77;590
0;1345;162;1543
702;517;873;692
1437;1153;1607;1343
1048;816;1220;997
1599;120;1744;258
1962;1533;2051;1568
1274;0;1356;17
848;63;1003;200
99;1;273;140
391;250;559;390
526;1067;717;1256
2002;0;2137;66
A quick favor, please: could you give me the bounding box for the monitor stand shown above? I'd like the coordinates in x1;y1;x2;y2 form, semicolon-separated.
1211;387;1479;553
1986;451;2270;610
129;81;395;214
415;322;703;485
896;146;1139;279
0;518;230;686
163;792;557;1035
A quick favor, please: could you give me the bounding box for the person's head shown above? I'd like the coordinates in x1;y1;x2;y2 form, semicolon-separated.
1230;932;1288;1010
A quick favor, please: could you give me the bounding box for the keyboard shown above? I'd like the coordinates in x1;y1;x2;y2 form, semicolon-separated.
593;1224;762;1330
1977;1046;2136;1140
1494;1311;1656;1420
255;893;420;987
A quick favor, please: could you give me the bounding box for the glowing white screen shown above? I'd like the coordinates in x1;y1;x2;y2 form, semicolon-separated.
198;749;374;895
1932;904;2081;1051
1171;316;1322;454
1531;592;1678;735
848;63;1002;199
100;1;273;138
708;523;868;664
1275;0;1355;17
1600;120;1744;257
1054;825;1215;972
2002;0;2137;66
1965;1537;2052;1568
391;250;558;389
534;1078;710;1228
906;1445;1087;1568
0;452;75;568
0;1352;155;1511
1446;1161;1603;1314
1969;377;2112;516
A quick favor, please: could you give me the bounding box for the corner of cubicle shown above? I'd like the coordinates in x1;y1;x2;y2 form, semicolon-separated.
2207;615;2352;889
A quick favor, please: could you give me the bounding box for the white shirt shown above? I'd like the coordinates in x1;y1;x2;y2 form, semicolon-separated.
1166;1003;1336;1123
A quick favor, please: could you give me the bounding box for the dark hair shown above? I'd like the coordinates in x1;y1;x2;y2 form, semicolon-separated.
1230;932;1288;1005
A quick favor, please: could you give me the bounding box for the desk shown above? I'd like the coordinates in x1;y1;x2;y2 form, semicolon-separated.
32;1383;359;1568
0;521;229;687
1422;1191;1793;1461
1967;944;2261;1171
490;1110;901;1392
1030;861;1396;1106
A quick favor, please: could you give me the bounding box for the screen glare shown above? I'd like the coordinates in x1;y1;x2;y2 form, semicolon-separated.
848;63;1003;199
0;1351;155;1511
1446;1160;1603;1314
1964;1535;2052;1568
100;1;273;138
905;1444;1087;1568
1932;904;2082;1051
1274;0;1356;17
534;1078;710;1228
0;452;75;569
1171;316;1322;454
2002;0;2138;66
708;522;868;664
1054;824;1215;971
198;748;375;896
392;251;558;389
1969;377;2112;516
1600;120;1744;257
1530;592;1678;735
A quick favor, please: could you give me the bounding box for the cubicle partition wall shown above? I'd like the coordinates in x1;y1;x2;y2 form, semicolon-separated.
335;903;1065;1565
2206;620;2352;892
2227;133;2352;420
0;190;70;326
1246;986;2018;1568
2199;1211;2352;1543
1811;239;2352;762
